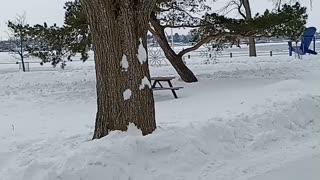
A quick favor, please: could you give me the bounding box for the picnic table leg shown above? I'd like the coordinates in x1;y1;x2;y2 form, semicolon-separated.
151;80;157;88
158;82;163;88
152;80;164;88
167;80;178;99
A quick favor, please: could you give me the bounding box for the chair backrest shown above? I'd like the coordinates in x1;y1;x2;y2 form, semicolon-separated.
300;27;317;53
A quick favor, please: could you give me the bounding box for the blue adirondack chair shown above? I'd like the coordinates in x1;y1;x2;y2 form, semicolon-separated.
289;27;317;56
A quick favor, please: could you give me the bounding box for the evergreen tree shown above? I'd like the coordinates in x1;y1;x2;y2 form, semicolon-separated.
28;23;72;68
7;14;31;72
194;2;307;47
173;33;180;43
26;0;91;68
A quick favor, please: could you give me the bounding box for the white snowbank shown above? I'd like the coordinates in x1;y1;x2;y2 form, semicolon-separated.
1;95;319;180
0;52;320;180
249;154;320;180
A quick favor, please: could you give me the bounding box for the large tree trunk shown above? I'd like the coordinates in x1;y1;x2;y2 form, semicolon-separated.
167;55;198;83
149;13;198;83
154;31;198;83
81;0;156;139
242;0;257;57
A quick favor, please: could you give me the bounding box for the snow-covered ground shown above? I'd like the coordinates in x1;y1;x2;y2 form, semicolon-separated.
0;46;320;180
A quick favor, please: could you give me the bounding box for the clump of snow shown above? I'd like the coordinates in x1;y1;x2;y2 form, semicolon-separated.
137;38;147;64
123;89;132;101
107;123;143;138
120;54;128;71
139;76;151;90
126;123;143;136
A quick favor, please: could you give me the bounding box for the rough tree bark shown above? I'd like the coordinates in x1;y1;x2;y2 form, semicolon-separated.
242;0;257;57
81;0;157;139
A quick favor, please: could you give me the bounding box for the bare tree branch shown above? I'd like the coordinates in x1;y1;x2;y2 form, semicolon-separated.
237;1;246;19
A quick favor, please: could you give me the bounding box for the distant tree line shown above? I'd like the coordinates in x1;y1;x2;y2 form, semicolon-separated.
147;33;194;45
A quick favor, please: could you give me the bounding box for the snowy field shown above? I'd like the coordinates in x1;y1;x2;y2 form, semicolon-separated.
0;43;320;180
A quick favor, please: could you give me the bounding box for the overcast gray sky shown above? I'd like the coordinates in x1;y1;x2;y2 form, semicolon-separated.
0;0;319;38
0;0;67;39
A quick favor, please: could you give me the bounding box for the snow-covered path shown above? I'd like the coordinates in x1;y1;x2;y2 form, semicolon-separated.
249;154;320;180
0;53;319;180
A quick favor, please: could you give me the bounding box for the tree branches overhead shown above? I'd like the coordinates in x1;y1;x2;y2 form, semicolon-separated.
155;0;213;28
195;2;307;42
11;0;309;68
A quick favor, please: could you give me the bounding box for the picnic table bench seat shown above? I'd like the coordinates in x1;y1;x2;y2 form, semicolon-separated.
152;87;184;91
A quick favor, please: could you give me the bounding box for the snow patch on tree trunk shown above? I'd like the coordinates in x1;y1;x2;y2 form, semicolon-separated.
137;38;147;64
139;76;151;90
120;54;128;71
123;89;132;101
126;123;143;136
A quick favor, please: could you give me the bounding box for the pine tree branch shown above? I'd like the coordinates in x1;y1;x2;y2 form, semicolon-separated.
162;24;205;29
178;36;214;57
177;30;274;58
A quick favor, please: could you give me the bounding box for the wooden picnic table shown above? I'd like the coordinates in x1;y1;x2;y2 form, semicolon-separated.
150;76;183;99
